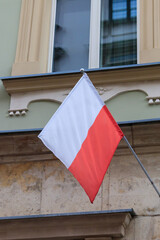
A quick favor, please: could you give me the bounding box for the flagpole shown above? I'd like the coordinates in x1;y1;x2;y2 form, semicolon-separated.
123;136;160;198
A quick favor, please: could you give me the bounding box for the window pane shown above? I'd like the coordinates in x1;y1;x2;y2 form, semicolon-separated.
131;9;136;18
112;10;127;20
113;0;127;11
53;0;91;72
130;0;136;9
100;0;137;67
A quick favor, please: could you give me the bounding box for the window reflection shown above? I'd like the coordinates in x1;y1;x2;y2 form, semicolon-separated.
53;0;90;72
100;0;137;67
53;0;137;72
112;0;127;20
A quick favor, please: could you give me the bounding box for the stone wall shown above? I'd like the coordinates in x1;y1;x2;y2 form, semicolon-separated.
0;122;160;239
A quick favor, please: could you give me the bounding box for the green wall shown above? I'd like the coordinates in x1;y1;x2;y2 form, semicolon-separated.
0;0;21;76
106;91;160;122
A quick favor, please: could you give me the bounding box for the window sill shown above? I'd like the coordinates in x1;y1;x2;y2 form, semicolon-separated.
2;63;160;116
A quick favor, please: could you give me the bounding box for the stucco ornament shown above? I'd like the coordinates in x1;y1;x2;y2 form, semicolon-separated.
2;64;160;117
7;80;160;117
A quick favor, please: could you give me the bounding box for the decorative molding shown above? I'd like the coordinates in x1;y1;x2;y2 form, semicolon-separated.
11;0;52;76
2;64;160;116
6;64;160;93
6;80;160;117
96;87;112;96
147;97;160;105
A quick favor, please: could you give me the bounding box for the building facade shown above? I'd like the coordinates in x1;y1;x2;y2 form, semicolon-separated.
0;0;160;239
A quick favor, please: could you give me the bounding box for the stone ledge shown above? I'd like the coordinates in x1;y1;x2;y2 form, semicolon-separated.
3;64;160;93
0;122;160;164
0;210;134;240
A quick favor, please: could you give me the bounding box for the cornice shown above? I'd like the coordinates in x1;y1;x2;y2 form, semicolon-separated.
1;64;160;116
3;64;160;93
0;211;133;239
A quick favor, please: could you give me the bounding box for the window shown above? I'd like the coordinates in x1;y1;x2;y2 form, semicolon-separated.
52;0;137;72
11;0;160;76
100;0;137;67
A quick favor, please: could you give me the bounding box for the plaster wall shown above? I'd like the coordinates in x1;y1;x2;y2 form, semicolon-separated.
0;0;21;77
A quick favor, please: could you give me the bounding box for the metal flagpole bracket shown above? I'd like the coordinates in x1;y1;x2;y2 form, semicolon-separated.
123;136;160;198
80;68;85;75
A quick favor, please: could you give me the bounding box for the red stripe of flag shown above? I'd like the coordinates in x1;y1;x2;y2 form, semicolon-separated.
69;105;124;203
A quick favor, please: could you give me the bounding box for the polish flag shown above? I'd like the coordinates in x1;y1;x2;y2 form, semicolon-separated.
38;73;124;203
